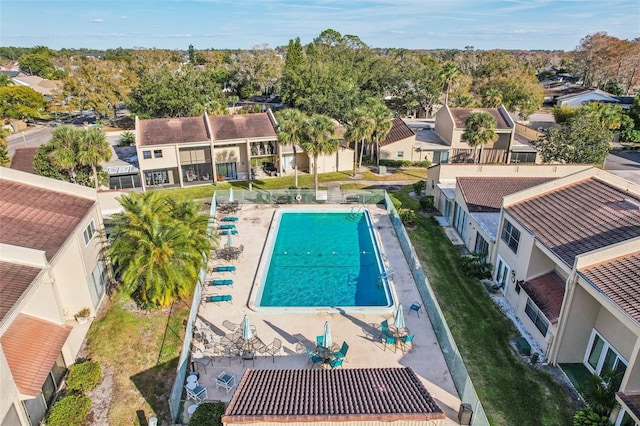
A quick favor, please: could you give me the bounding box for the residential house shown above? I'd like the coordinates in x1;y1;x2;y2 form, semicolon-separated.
222;367;446;425
493;168;640;425
434;105;516;164
555;89;621;107
0;168;108;426
11;75;62;99
136;111;352;189
379;118;451;165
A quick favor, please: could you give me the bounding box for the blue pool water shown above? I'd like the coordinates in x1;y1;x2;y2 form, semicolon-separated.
257;211;391;308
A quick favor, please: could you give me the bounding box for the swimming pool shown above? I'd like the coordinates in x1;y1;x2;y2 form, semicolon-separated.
252;208;393;312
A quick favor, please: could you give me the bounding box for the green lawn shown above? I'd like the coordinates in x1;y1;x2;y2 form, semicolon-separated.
394;188;575;425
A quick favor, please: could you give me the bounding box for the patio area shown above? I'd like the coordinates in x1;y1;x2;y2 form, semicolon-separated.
184;203;461;424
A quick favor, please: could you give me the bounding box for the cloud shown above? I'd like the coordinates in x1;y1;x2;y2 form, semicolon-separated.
89;18;104;23
120;16;128;20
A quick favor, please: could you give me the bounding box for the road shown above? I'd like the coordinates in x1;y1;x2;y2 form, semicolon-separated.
6;127;52;157
605;150;640;184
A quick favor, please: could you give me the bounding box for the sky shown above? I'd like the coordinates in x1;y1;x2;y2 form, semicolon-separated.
1;0;639;51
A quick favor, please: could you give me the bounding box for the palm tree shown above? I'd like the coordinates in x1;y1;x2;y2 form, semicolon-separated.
345;108;375;176
462;111;498;163
440;61;460;106
300;114;337;192
48;126;80;183
108;191;214;308
77;127;112;189
368;102;393;167
577;369;623;417
275;108;306;188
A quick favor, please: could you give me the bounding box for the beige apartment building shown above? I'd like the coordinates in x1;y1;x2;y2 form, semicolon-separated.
0;168;107;426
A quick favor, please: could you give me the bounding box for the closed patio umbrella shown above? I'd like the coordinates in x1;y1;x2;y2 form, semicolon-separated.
227;230;233;248
229;187;234;203
395;305;405;329
241;315;253;340
322;321;332;348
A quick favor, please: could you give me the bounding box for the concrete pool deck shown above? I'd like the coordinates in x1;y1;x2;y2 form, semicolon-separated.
189;203;461;424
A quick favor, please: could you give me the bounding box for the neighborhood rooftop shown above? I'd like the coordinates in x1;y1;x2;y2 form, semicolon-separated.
449;107;512;129
0;179;96;261
209;112;277;140
580;251;640;324
458;176;553;212
380;118;415;147
137;116;209;146
0;261;42;323
505;177;640;267
223;367;445;423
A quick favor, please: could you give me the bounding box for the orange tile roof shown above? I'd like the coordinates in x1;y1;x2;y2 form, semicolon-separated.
1;314;72;397
458;177;553;212
138;116;210;146
0;179;95;261
521;271;566;324
580;251;640;324
0;261;42;323
380;118;414;147
223;367;445;423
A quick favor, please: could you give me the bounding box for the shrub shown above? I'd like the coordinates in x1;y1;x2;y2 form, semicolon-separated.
118;130;135;146
189;401;226;426
459;252;493;280
397;208;417;227
379;159;412;167
66;360;102;392
572;407;610;426
530;352;539;365
412;181;425;195
412;160;431;167
387;194;402;211
46;394;91;426
419;196;435;212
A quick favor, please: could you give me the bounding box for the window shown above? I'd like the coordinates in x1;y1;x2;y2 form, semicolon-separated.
397;151;404;158
511;152;537;164
433;151;449;164
143;150;152;159
585;331;628;377
87;261;106;307
501;219;521;253
525;299;549;337
153;149;163;158
474;234;489;260
495;257;510;291
616;410;638;426
452;203;468;240
83;220;96;245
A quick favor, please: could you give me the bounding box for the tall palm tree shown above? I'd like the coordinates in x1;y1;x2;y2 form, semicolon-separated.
275;108;306;188
367;102;393;166
48;126;80;183
345;108;375;176
462;111;498;163
77;127;112;189
108;191;214;308
300;114;337;192
440;61;460;106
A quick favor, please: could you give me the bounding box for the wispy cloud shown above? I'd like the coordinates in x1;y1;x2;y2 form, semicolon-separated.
89;18;104;23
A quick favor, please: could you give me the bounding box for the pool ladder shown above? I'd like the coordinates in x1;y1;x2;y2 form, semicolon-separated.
378;269;394;288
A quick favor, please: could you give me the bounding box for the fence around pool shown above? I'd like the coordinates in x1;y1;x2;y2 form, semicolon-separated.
168;189;489;426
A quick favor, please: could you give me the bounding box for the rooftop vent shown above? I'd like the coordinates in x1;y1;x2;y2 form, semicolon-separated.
621;198;640;210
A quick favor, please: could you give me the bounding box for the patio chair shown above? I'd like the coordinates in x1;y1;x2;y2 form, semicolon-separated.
306;347;323;368
383;335;397;352
203;295;232;304
215;371;237;394
409;302;423;317
209;279;233;288
264;338;282;363
380;319;390;338
328;358;343;369
316;335;324;347
401;334;415;353
333;342;349;363
185;382;208;404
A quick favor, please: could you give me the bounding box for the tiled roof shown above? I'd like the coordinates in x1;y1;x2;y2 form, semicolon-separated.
617;392;640;420
10;147;39;174
0;261;42;323
138;116;209;146
380;118;414;147
580;251;640;324
1;314;72;397
505;177;640;266
449;108;511;130
521;271;566;324
458;177;553;212
223;368;445;423
0;179;95;261
209;113;276;141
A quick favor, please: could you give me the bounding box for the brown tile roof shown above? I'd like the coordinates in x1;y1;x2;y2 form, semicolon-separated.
0;261;42;323
209;113;276;141
380;118;415;147
0;179;95;261
580;251;640;324
521;271;566;324
505;177;640;266
458;177;553;212
1;314;72;397
10;147;39;174
138;116;209;146
223;368;445;423
449;107;512;130
617;392;640;420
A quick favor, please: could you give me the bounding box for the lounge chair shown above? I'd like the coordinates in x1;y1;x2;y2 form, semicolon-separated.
219;224;236;230
211;265;236;273
209;279;233;288
306;347;323;368
219;229;239;236
203;295;232;304
215;371;237;394
222;216;239;222
333;342;349;362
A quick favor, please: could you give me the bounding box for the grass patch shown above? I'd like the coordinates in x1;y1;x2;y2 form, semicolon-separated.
361;167;427;181
393;187;575;426
86;301;189;424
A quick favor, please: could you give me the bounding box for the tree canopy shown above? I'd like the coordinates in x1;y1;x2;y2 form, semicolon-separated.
533;111;612;164
462;112;498;163
299;114;338;192
0;86;47;120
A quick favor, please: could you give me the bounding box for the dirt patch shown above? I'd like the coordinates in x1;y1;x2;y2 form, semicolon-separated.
87;364;114;425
